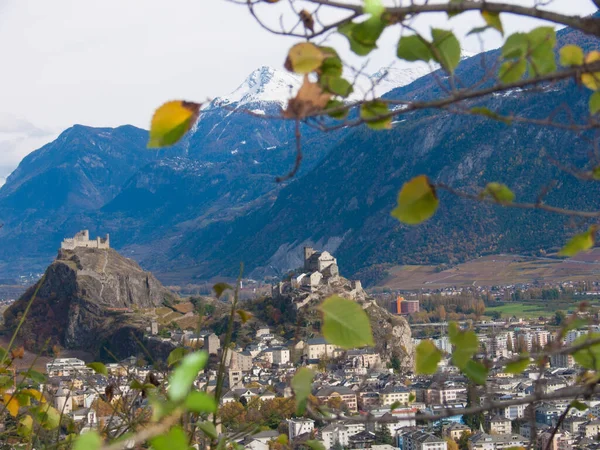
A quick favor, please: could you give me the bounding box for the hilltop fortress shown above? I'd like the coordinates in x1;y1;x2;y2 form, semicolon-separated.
272;247;363;308
61;230;110;250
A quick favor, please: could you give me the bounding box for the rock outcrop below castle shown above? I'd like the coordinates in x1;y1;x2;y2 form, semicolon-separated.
4;247;176;358
265;248;414;370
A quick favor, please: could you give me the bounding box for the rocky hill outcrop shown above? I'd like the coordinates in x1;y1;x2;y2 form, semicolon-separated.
3;247;176;358
254;270;413;370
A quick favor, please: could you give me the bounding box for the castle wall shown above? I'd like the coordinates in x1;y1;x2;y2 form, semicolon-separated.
60;231;110;250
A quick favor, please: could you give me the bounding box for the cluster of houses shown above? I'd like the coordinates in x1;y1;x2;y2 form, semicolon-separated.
12;299;600;450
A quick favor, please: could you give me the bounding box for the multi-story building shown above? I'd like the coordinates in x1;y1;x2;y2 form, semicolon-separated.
468;433;527;450
401;300;420;315
485;415;512;435
347;348;381;368
304;337;340;361
288;418;314;440
399;429;447;450
443;423;471;441
316;386;358;412
380;386;414;406
425;382;466;405
205;333;220;355
46;358;91;377
551;353;575;368
358;390;380;410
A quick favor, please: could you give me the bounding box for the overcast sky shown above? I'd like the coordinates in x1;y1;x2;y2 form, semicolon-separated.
0;0;597;180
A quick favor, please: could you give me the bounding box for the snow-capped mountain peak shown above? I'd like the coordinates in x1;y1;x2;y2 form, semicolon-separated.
368;65;431;96
212;66;301;109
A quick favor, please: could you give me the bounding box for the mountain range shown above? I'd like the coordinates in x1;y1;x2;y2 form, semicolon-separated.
1;25;599;287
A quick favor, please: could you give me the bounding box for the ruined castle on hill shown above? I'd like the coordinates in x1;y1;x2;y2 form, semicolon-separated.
60;230;110;250
272;247;363;308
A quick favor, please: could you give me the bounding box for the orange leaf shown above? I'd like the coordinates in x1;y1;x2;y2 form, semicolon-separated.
11;347;24;359
284;76;331;119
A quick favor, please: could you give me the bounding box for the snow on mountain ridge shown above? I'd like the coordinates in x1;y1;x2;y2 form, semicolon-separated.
212;66;301;109
368;65;431;97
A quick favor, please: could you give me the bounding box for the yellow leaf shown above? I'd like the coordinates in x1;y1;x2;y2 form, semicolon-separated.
236;310;253;324
148;100;201;148
391;175;439;225
285;43;324;74
3;394;19;417
559;226;597;257
481;11;503;35
22;388;45;403
560;45;584;66
582;51;600;91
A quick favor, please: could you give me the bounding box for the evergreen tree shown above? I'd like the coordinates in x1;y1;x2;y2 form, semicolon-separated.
374;425;394;445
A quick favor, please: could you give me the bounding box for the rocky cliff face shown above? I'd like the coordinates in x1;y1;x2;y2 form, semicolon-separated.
3;247;176;358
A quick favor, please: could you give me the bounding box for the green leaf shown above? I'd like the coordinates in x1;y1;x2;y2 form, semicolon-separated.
572;333;600;370
571;400;589;411
590;92;600;115
450;327;479;369
319;295;374;349
431;28;461;73
168;347;186;367
560;45;584;66
502;33;528;59
467;26;491;36
558;226;597;257
339;22;377;56
74;431;102;450
566;317;590;332
363;0;385;17
360;100;392;130
292;367;314;415
463;360;488;385
306;440;327;450
199;421;218;440
25;370;46;384
325;100;348;120
499;59;526;83
32;404;61;430
168;351;209;402
320;56;343;78
18;415;33;438
320;75;353;97
481;11;503;35
390;401;402;410
352;16;386;47
504;354;530;374
213;282;232;299
470;107;511;125
151;426;190;450
184;391;217;414
408;393;416;402
286;43;324;74
481;182;515;203
130;379;144;390
415;340;442;375
148;101;201;148
391;175;439;225
397;35;433;62
87;362;107;376
527;27;556;76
